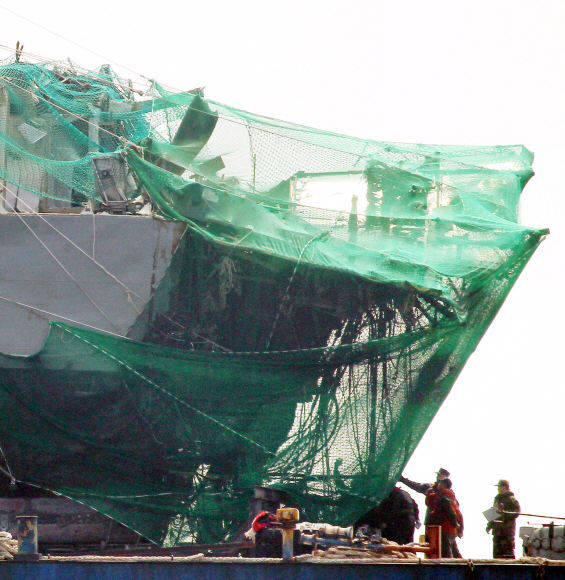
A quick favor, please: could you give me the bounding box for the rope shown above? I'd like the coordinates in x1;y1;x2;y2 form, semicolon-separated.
147;80;156;136
0;21;508;191
3;192;122;333
0;294;125;339
91;208;96;262
0;44;148;94
0;463;14;484
55;323;277;457
0;195;200;349
0;46;416;173
265;230;330;350
3;185;145;311
0;439;15;488
0;6;146;81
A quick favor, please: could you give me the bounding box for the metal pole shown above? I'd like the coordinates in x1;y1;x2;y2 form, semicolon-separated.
504;511;565;520
277;508;299;562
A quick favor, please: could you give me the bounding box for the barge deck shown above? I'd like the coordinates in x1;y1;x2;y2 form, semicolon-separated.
0;556;561;580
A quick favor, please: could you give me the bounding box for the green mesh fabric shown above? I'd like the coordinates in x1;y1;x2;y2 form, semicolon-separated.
0;57;547;545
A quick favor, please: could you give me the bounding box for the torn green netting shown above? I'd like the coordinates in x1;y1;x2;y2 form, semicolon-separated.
0;57;548;545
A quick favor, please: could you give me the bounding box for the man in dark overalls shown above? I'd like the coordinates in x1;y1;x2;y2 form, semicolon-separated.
486;479;521;559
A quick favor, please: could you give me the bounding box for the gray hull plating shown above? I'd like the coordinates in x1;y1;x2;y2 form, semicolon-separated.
0;213;185;356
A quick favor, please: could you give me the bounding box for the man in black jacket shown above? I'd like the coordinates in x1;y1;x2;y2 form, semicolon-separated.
355;486;420;545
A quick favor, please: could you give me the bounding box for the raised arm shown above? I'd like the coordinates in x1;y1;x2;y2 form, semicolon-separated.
399;475;432;495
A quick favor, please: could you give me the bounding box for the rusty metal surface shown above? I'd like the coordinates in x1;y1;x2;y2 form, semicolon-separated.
0;497;139;545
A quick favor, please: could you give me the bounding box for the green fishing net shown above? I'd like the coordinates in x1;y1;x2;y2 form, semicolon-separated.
0;57;547;545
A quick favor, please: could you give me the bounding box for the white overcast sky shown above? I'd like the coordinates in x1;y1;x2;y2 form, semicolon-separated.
1;0;564;558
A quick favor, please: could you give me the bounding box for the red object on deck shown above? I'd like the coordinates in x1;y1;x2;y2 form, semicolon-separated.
427;525;441;559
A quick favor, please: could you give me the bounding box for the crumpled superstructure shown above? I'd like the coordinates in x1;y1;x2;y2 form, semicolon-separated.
0;57;547;545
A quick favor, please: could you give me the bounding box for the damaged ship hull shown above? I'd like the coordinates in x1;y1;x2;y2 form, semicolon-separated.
0;55;547;550
0;213;185;357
